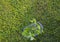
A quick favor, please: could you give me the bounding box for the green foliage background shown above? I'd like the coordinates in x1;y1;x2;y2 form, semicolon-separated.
0;0;60;42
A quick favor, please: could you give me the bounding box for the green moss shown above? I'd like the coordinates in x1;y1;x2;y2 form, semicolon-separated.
0;0;60;42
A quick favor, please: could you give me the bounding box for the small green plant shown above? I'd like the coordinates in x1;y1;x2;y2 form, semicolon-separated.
22;18;43;40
